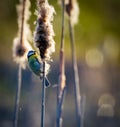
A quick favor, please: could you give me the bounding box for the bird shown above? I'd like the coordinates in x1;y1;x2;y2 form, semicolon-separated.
27;50;50;87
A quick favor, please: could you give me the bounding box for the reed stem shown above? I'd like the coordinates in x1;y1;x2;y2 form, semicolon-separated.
20;0;26;46
68;18;81;127
81;95;86;127
41;61;46;127
56;0;66;127
13;65;22;127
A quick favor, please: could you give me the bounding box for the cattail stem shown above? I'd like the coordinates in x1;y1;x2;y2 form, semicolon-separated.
56;85;66;127
13;65;22;127
20;0;26;46
68;18;81;127
60;0;65;50
81;95;86;127
56;0;66;127
41;61;46;127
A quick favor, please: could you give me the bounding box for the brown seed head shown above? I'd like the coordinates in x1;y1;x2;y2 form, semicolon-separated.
34;0;55;61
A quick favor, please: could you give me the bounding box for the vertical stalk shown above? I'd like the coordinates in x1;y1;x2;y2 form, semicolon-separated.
81;95;86;127
13;1;26;127
68;18;81;127
60;0;65;49
20;0;26;46
13;65;22;127
41;61;46;127
56;0;66;127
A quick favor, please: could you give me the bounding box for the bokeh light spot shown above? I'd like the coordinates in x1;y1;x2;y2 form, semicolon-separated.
98;93;115;107
85;48;104;68
97;104;114;117
97;93;115;117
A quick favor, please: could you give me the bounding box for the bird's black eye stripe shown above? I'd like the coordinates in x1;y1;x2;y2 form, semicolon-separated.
27;50;37;59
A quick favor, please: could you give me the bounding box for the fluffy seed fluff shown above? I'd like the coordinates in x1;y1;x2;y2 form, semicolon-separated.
34;0;55;61
13;0;32;69
58;0;79;26
13;38;32;69
66;0;79;26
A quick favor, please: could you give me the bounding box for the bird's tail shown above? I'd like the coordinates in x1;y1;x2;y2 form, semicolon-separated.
45;77;51;88
40;76;51;88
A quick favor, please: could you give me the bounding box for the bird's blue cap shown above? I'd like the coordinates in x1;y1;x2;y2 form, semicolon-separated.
27;50;36;58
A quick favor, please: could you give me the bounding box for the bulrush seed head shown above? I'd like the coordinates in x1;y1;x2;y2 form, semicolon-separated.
13;0;32;69
34;0;55;61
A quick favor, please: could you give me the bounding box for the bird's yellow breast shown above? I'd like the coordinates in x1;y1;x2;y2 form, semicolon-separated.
28;54;37;60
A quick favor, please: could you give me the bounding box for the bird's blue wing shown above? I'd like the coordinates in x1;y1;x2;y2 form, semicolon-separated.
28;59;41;76
33;61;41;75
33;60;41;68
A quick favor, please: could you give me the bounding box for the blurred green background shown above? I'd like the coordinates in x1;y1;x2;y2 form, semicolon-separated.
0;0;120;127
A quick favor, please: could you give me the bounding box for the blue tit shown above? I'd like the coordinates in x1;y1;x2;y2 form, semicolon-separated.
27;50;50;87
